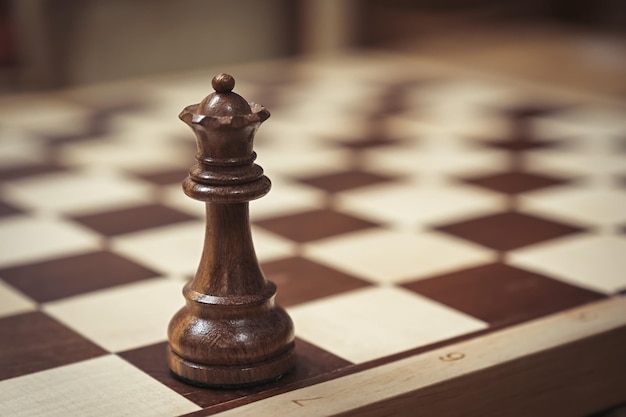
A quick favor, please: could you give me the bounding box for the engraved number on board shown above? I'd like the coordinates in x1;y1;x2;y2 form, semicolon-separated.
439;352;465;362
575;311;598;321
292;397;323;407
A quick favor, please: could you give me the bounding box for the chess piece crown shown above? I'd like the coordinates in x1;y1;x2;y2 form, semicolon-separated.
179;72;271;204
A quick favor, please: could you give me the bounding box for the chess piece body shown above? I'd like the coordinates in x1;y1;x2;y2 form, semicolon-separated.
167;74;295;387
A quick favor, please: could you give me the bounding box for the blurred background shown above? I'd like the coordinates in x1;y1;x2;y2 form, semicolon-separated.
0;3;624;416
0;0;624;95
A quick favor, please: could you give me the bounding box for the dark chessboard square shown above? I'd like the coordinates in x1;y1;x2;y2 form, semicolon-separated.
482;138;562;152
336;136;404;151
0;311;107;381
0;162;68;182
296;170;399;194
118;341;209;406
0;200;23;218
402;263;604;326
134;168;188;186
119;338;352;408
502;104;565;120
254;209;379;243
1;250;160;302
461;172;570;195
262;256;372;307
88;99;148;117
72;204;197;237
435;211;585;251
43;131;103;146
42;101;148;145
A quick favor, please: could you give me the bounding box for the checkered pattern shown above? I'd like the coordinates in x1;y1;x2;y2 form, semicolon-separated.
0;52;624;417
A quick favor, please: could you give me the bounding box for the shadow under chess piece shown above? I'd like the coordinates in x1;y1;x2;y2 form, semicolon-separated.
167;73;295;388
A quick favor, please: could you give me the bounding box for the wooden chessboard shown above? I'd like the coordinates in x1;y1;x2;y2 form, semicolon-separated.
0;52;625;417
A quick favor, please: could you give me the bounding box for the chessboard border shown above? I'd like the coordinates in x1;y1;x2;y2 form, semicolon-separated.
199;296;626;417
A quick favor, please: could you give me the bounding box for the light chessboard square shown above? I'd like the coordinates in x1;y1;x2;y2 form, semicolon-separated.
58;137;190;171
2;170;154;215
520;186;626;228
363;140;509;181
110;220;206;276
254;146;352;177
112;221;295;276
0;96;90;133
43;278;184;352
0;216;100;268
288;286;487;363
510;235;626;294
526;148;626;178
0;280;36;318
0;130;49;168
0;355;200;417
336;181;505;230
304;229;496;284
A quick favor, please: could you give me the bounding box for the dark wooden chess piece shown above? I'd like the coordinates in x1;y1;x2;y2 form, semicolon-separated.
167;73;295;388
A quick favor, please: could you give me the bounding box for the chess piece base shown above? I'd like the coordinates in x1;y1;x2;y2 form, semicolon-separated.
167;343;296;388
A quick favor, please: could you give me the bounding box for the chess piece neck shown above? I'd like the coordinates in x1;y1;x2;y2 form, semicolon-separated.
189;203;269;298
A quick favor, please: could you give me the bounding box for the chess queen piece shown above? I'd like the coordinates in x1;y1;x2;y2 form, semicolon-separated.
167;74;295;387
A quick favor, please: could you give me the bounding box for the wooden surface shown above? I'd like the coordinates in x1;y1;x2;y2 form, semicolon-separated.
0;51;624;416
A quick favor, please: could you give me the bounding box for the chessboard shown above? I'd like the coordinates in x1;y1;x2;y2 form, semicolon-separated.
0;51;625;417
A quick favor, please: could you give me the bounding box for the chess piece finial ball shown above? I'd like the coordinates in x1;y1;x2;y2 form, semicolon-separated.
196;73;251;117
212;73;235;93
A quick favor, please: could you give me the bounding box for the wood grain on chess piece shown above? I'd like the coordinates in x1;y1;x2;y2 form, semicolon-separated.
167;73;295;388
